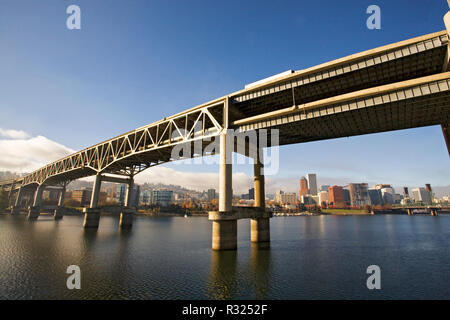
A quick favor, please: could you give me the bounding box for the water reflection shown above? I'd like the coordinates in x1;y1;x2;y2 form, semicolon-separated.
207;251;237;299
249;242;271;299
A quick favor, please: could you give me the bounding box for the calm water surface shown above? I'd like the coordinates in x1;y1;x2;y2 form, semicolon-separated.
0;214;449;299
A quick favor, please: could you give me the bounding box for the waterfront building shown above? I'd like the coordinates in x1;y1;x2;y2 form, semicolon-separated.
328;186;345;207
152;189;174;207
348;183;370;206
368;189;383;206
140;190;151;205
411;188;432;204
306;174;317;196
343;189;351;206
275;190;297;204
301;195;316;205
319;191;329;205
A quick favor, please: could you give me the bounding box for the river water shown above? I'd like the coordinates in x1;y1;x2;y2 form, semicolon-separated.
0;214;449;299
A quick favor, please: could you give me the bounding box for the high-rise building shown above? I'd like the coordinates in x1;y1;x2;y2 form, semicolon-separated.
306;174;317;196
299;176;309;200
275;190;284;203
249;188;255;200
318;191;329;205
319;185;330;192
411;188;432;204
368;189;383;206
348;183;370;206
207;189;216;201
115;184;126;206
343;189;351;206
403;187;409;198
380;187;396;205
328;186;345;207
275;190;297;204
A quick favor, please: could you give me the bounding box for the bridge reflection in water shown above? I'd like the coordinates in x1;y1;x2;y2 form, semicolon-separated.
207;243;272;300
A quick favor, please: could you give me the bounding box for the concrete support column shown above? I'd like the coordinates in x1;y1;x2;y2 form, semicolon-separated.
54;187;66;220
83;173;102;228
27;184;44;220
8;183;15;209
89;173;102;209
442;123;449;157
58;187;66;207
212;220;237;250
219;133;232;213
119;208;134;229
120;176;135;229
124;177;134;208
11;187;23;215
253;160;265;209
212;132;237;250
251;156;270;243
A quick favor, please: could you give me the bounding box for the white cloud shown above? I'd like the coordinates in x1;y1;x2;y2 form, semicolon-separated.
134;166;254;195
0;128;30;140
0;129;75;173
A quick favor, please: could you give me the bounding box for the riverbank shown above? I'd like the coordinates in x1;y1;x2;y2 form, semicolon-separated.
320;209;371;215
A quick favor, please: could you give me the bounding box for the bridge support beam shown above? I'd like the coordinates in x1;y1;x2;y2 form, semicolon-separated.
251;156;270;243
431;208;439;216
53;187;66;220
120;177;135;229
83;173;102;228
11;187;23;215
442;123;450;157
7;182;15;209
212;132;237;250
27;185;44;220
407;208;413;216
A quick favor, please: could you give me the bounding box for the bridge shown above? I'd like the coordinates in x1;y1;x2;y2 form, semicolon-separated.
2;13;450;250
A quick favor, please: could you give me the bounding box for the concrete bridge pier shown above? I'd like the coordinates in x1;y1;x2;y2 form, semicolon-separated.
120;177;135;229
11;187;23;215
27;184;44;220
83;174;102;228
430;208;439;216
212;132;237;250
251;158;270;243
407;208;414;216
53;187;66;220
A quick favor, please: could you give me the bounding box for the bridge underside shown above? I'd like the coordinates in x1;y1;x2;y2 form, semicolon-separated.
236;75;450;148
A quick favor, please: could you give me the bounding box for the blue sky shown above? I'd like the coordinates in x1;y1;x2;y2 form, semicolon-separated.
0;0;449;193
